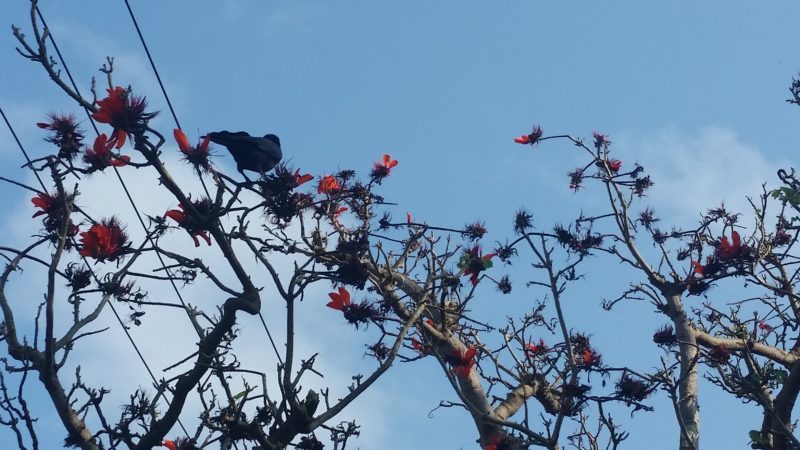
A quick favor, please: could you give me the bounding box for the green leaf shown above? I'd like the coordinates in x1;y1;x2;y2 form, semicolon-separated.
233;388;252;400
749;430;767;444
767;368;788;384
771;187;800;206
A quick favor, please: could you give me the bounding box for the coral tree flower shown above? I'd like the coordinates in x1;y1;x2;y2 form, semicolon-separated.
525;339;548;357
174;128;211;169
165;202;212;247
371;153;398;180
83;134;130;172
79;218;128;262
293;170;314;187
317;175;342;194
458;246;496;286
411;336;428;354
325;287;378;328
483;435;511;450
716;230;748;260
514;125;543;145
691;260;705;276
31;193;56;218
31;192;79;236
326;287;351;310
92;86;156;148
448;346;478;378
582;349;601;368
592;131;611;148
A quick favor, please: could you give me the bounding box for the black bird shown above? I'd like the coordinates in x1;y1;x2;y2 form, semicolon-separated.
207;131;282;177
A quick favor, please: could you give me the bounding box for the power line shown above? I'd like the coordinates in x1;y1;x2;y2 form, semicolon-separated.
0;99;189;436
0;104;47;192
121;0;181;130
120;0;285;366
31;5;193;436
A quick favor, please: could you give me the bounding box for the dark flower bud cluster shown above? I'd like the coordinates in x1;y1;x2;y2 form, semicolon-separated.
37;113;85;160
615;374;652;403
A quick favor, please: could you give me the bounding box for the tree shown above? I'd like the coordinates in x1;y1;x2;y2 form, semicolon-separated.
3;2;800;449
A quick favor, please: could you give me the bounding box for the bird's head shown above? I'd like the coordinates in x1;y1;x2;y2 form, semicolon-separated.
263;134;281;147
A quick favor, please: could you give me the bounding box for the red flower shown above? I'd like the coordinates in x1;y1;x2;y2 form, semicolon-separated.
174;129;211;169
592;131;611;148
31;193;55;218
79;218;128;262
608;159;622;173
31;192;79;236
568;168;584;191
691;260;705;276
411;336;427;354
165;202;212;247
83;134;130;172
483;435;511;450
716;230;748;260
457;246;496;286
525;339;548;357
449;346;478;378
293;170;314;187
318;175;342;194
92;86;157;148
163;440;177;450
326;287;351;311
407;212;413;224
514;125;543;146
371;153;399;179
759;321;773;333
582;349;601;367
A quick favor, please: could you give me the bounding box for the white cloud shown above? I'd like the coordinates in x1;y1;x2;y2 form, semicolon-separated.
0;149;396;447
615;126;789;225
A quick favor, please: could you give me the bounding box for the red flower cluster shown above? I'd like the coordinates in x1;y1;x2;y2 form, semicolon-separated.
83;134;130;172
581;349;601;368
371;153;398;180
514;125;543;146
92;86;156;148
31;193;56;219
596;158;622;173
448;346;477;378
716;230;748;260
318;175;342;194
31;192;79;236
457;246;496;286
691;230;750;277
525;338;548;357
174;129;211;169
79;218;128;262
592;131;611;148
165;201;213;247
411;336;428;354
483;435;512;450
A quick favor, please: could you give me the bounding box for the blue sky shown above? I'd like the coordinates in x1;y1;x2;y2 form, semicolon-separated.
2;1;800;449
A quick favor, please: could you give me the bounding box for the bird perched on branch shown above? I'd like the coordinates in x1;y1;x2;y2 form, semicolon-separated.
206;131;282;179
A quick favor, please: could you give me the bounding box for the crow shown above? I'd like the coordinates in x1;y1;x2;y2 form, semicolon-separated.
206;131;282;178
